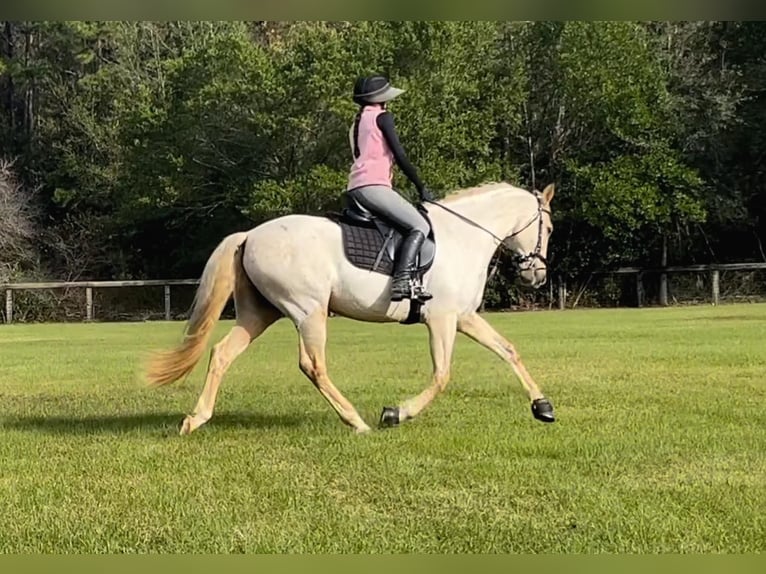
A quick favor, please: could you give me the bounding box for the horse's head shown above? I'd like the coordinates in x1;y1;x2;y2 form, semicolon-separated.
504;183;555;288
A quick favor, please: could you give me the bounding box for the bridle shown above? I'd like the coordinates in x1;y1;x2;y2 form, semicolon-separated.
423;191;551;275
509;194;551;271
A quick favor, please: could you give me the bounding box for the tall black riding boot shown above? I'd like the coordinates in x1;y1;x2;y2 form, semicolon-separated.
390;230;431;302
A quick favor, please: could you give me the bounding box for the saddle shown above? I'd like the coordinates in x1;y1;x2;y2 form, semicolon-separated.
325;194;436;325
325;194;436;278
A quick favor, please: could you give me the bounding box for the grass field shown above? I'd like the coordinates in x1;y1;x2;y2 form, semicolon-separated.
1;303;765;553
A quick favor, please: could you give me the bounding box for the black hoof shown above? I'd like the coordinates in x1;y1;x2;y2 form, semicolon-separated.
531;398;555;423
379;406;400;428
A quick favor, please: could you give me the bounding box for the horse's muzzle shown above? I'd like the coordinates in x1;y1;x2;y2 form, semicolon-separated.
518;266;547;288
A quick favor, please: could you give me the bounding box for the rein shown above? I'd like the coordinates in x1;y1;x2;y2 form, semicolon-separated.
423;199;507;245
423;193;550;275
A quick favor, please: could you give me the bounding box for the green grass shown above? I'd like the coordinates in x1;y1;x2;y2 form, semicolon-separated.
1;304;765;553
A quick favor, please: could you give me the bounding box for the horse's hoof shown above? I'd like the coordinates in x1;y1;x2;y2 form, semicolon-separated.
179;417;192;435
379;406;400;428
531;398;555;423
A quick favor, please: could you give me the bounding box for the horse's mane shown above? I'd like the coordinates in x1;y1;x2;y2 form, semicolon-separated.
440;181;521;204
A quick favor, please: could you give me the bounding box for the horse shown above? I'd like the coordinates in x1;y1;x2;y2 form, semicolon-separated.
145;181;556;434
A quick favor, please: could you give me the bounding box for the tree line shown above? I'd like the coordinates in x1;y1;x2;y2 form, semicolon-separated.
1;21;765;310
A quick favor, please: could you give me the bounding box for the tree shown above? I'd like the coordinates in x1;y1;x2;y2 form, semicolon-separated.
509;22;710;282
0;159;38;282
1;20;764;310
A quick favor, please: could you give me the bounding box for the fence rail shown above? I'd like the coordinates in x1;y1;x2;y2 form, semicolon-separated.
614;262;766;307
555;262;766;310
609;262;766;273
2;279;200;324
596;262;766;308
3;262;766;324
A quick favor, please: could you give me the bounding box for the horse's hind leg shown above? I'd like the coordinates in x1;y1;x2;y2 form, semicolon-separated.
180;273;281;435
297;309;371;433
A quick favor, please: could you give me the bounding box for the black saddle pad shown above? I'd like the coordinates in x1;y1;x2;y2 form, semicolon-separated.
336;218;395;275
325;203;435;277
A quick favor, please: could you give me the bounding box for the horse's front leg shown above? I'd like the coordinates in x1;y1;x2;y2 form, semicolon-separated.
457;312;555;423
379;313;457;427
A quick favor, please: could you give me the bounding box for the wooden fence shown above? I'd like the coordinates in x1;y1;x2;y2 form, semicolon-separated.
554;262;766;310
3;262;766;323
614;262;766;307
2;279;200;324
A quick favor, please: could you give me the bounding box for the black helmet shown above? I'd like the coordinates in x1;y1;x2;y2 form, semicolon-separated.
353;74;405;105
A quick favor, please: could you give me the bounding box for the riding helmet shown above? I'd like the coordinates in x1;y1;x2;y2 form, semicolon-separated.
353;74;405;105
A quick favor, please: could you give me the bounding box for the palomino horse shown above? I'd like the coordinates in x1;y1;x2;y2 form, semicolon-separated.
145;181;556;434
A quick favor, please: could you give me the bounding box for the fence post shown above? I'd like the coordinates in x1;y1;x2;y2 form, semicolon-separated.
5;289;11;324
557;279;566;310
711;269;720;305
164;284;171;320
86;287;93;321
659;234;668;306
636;272;644;308
659;272;669;306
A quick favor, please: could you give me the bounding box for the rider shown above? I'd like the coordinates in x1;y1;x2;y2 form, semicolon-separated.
346;74;433;302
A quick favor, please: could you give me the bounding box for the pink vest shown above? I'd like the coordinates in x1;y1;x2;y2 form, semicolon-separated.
346;106;394;191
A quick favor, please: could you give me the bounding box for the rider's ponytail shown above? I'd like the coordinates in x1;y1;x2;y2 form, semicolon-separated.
352;105;364;159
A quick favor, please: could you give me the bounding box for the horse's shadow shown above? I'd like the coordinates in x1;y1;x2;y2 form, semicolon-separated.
2;411;312;435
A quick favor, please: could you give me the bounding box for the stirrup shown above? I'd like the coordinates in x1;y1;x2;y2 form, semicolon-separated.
412;287;433;302
391;275;431;302
410;277;432;302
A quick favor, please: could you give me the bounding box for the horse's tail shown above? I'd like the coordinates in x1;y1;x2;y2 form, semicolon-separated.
145;231;249;387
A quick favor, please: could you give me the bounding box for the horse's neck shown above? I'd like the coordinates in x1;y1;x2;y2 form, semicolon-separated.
437;186;533;240
430;185;534;273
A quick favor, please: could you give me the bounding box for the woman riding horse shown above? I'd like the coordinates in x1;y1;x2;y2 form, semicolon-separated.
346;74;433;302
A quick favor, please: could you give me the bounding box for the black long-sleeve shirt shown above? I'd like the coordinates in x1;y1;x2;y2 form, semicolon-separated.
375;111;426;193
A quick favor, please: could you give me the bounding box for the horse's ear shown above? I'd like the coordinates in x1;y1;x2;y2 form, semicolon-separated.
542;183;555;204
